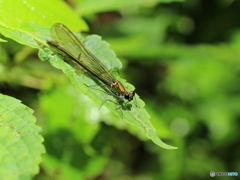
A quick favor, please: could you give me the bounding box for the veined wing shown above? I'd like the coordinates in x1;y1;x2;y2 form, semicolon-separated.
49;23;116;85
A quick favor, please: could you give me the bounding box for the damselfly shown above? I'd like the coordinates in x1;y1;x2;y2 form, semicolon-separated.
47;23;135;105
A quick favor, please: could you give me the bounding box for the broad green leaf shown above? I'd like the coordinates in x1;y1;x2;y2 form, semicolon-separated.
0;94;45;180
76;0;185;15
38;30;177;149
0;21;176;148
0;0;88;31
0;0;88;47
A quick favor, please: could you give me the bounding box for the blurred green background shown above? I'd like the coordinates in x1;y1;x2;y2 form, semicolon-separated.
1;0;240;179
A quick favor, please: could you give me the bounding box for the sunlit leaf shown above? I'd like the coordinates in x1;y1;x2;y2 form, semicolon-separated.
0;94;45;179
38;28;177;149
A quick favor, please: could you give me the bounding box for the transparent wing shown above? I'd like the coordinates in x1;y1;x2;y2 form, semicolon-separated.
50;23;116;85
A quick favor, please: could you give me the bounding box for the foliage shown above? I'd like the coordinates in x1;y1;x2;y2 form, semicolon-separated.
1;0;240;179
39;35;174;149
0;94;44;180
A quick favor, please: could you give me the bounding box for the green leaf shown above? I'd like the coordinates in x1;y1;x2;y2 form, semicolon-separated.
0;0;88;31
38;32;177;149
0;2;176;148
0;0;88;47
0;94;45;180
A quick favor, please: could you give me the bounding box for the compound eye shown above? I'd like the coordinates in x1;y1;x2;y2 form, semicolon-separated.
124;94;130;100
125;91;135;101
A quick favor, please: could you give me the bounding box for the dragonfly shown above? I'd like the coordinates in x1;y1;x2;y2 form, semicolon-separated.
47;23;136;106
